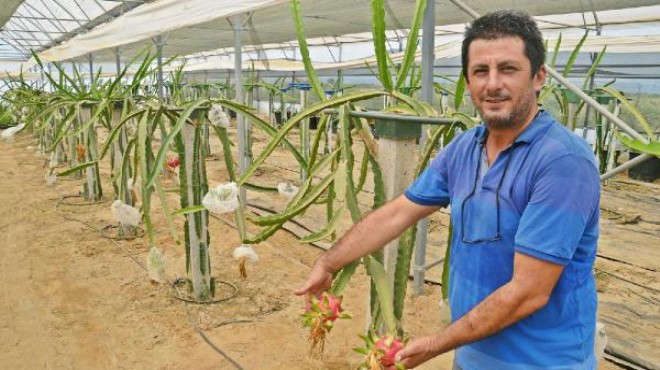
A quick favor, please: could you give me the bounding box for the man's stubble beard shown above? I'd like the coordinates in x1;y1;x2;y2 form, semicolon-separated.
477;86;537;130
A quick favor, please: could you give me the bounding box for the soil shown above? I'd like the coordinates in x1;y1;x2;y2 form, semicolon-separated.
1;124;653;370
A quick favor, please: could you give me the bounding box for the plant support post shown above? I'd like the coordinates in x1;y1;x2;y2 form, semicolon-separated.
413;0;435;296
232;14;250;203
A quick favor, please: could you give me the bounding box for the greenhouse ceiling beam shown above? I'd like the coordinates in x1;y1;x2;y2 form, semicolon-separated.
10;14;76;23
4;19;46;46
50;0;86;27
2;28;65;34
0;36;46;43
0;32;29;52
37;0;72;32
40;0;146;53
588;0;603;34
91;0;109;13
72;0;92;22
9;12;56;43
1;29;33;55
21;1;67;34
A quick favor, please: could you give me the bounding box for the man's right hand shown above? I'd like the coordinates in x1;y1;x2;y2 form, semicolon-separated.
293;256;335;304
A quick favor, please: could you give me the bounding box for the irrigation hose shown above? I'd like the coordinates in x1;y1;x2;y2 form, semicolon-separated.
170;279;238;304
100;224;146;241
53;195;246;370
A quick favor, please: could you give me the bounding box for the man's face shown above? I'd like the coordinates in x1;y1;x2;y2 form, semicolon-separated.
466;37;545;130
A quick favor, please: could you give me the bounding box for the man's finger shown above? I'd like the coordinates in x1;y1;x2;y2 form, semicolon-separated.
293;281;311;296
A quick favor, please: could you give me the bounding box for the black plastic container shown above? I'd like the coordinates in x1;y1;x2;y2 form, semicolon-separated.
309;115;319;130
629;151;660;182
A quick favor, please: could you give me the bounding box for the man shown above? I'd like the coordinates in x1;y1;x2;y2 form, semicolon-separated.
295;10;601;370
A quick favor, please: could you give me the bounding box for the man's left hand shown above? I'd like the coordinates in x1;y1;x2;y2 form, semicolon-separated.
389;335;440;369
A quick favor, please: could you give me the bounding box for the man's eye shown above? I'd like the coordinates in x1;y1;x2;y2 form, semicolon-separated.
502;66;517;73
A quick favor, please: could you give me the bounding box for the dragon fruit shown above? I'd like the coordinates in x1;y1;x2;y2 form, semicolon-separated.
166;155;180;170
356;333;406;370
300;292;351;357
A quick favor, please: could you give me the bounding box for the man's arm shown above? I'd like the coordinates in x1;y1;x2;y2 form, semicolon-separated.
395;252;564;369
294;195;440;297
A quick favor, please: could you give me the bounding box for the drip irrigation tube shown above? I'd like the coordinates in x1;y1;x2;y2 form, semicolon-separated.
53;195;246;370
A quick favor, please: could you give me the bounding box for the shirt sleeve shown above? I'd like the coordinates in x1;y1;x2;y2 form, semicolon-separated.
515;154;600;265
404;148;451;207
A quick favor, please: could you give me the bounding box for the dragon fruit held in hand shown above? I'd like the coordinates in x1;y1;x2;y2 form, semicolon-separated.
356;333;406;370
301;292;351;357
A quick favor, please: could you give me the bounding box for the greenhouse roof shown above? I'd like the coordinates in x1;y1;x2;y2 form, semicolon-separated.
0;0;145;61
27;0;660;63
1;0;660;78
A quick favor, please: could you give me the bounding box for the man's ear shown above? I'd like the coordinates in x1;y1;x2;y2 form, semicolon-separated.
534;65;547;92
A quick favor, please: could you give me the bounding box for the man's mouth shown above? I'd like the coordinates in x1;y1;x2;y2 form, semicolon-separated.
484;98;508;103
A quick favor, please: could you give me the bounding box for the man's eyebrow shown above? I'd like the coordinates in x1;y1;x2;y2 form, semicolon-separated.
497;60;522;67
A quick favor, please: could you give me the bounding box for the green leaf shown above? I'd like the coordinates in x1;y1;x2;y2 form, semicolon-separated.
353;347;370;355
301;206;346;242
395;0;426;89
441;222;453;300
214;99;306;168
617;135;660;157
173;205;207;216
237;90;386;186
364;257;398;335
548;33;562;85
597;87;654;138
563;32;587;78
454;71;466;110
393;225;416;321
146;100;207;190
155;176;180;244
56;160;97;177
372;0;393;90
391;90;425;115
331;260;359;296
99;109;144;160
249;171;336;226
581;46;607;90
211;125;237;182
291;0;326;101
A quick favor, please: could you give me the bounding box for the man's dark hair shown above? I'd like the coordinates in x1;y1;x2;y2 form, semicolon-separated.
461;10;545;80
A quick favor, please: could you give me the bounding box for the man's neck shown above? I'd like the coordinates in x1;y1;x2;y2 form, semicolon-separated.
484;106;539;165
487;107;539;151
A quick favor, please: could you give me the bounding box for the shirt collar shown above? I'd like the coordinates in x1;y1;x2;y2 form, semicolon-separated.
474;109;552;145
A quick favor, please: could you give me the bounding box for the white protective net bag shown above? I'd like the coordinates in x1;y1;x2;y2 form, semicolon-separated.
146;246;167;283
111;200;141;227
208;104;230;128
277;182;299;200
202;182;239;215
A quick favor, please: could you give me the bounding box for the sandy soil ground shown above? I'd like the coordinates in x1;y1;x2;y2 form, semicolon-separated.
1;124;651;370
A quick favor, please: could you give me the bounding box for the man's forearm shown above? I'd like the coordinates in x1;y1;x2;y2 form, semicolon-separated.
429;280;549;355
320;196;438;272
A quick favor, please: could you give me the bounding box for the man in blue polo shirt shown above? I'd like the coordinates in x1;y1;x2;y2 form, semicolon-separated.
295;10;600;370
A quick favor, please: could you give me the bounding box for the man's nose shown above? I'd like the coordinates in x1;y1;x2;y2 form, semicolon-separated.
485;70;503;92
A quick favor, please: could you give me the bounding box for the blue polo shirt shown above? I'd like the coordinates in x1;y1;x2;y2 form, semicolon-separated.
405;110;601;370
